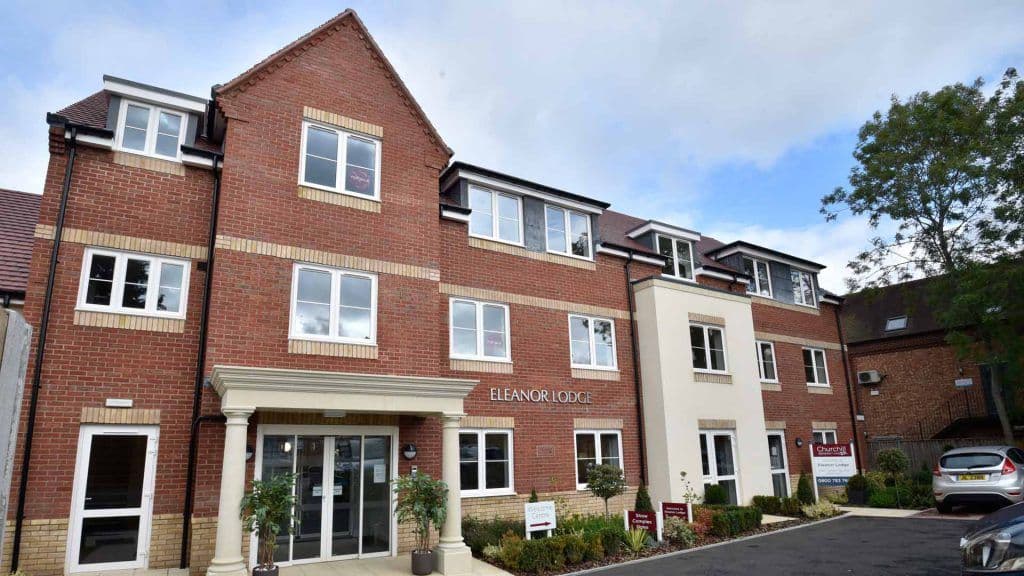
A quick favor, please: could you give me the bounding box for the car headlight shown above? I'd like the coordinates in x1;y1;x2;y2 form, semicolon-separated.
963;525;1024;572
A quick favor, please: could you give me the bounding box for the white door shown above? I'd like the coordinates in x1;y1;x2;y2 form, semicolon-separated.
68;425;158;573
699;430;740;504
767;431;790;498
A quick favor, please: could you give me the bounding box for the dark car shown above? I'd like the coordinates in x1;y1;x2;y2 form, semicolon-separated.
961;502;1024;574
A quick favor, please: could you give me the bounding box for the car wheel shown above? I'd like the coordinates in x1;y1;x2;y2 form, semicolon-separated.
937;501;953;514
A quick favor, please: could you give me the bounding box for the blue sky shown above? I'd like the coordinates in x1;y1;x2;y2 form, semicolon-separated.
2;1;1023;290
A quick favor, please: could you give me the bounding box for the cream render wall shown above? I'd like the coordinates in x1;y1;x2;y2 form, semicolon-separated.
634;278;773;505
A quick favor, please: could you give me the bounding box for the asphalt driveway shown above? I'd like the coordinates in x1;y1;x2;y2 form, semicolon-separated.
587;516;971;576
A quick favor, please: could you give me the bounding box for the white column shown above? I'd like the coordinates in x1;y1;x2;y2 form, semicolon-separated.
434;413;472;576
206;407;254;576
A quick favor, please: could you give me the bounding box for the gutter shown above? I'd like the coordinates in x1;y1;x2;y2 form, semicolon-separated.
180;149;224;568
11;125;79;572
833;305;863;471
623;249;648;486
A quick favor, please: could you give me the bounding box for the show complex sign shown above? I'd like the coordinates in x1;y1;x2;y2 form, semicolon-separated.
624;502;694;541
490;387;593;405
810;442;857;498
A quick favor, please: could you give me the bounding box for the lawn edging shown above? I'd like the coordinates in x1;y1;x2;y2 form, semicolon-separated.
562;514;850;576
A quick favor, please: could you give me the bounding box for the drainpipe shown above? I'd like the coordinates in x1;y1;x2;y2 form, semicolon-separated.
833;305;863;471
624;250;648;486
11;126;78;572
180;150;224;569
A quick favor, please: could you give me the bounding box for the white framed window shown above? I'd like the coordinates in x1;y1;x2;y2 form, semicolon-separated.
657;235;695;280
77;248;190;319
690;324;727;373
766;431;790;498
459;429;514;497
289;263;377;345
568;314;617;370
790;269;816;307
803;347;830;386
468;185;523;245
299;120;381;200
574;430;623;490
449;298;511;362
885;316;908;331
545;205;592;259
756;341;778;382
699;430;740;505
743;257;772;297
812;429;838;445
114;100;187;161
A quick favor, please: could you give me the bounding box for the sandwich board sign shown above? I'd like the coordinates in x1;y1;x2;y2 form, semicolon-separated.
524;501;556;540
810;442;857;499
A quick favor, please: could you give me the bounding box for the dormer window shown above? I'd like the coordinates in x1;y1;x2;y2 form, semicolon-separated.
469;185;522;244
657;235;694;280
790;269;816;307
115;100;186;161
545;205;591;259
299;121;381;200
743;257;772;297
885;316;908;331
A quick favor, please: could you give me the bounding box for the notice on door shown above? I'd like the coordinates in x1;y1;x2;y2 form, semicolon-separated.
373;464;386;484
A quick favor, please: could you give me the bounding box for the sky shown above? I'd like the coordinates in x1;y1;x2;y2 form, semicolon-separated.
1;1;1023;291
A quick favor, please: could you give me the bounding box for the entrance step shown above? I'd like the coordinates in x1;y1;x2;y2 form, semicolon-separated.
279;554;511;576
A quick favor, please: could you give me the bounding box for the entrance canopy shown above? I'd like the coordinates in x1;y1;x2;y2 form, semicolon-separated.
211;365;479;415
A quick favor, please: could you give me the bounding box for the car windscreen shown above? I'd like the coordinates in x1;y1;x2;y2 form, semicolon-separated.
940;453;1004;470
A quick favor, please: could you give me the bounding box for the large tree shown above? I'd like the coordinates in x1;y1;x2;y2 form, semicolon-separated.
823;69;1024;443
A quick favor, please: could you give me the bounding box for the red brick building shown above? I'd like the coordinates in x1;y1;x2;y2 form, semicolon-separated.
3;9;856;576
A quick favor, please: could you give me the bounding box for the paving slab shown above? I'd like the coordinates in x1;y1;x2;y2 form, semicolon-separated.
280;555;510;576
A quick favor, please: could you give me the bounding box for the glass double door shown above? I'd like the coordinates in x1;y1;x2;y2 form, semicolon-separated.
259;429;394;564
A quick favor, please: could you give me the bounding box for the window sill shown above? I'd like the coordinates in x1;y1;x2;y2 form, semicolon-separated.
288;339;379;359
75;305;186;322
571;367;620;381
663;273;697;284
298;180;381;203
807;384;833;395
468;232;525;249
297;185;381;213
545;249;594;263
450;358;514;374
468;237;596;270
290;335;377;347
115;146;182;164
694;371;733;384
74;310;185;333
460;489;517;499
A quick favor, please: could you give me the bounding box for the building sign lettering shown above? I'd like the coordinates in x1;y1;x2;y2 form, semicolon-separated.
490;387;593;405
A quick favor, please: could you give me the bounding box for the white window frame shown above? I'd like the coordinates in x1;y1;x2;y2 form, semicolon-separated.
448;298;511;362
885;316;908;331
756;340;778;383
699;429;741;504
114;99;187;162
288;263;378;345
459;429;515;498
743;256;773;297
76;247;191;320
544;204;593;261
790;268;817;307
812;429;838;445
657;234;695;281
467;185;524;246
766;430;790;498
803;347;830;387
298;119;383;201
568;314;618;371
574;429;624;491
690;323;728;374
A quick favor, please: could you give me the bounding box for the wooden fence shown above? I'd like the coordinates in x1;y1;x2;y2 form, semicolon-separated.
867;437;1006;472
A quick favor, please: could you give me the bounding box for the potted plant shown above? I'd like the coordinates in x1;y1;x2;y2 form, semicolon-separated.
241;473;297;576
846;474;869;505
393;472;448;576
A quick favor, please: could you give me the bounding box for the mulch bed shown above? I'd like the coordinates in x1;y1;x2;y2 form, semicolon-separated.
489;514;838;576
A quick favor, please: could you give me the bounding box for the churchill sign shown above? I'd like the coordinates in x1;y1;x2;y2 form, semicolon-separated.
490;387;593;405
810;442;857;497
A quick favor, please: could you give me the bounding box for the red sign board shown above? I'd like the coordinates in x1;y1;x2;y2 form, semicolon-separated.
626;510;657;531
661;502;692;522
813;443;851;457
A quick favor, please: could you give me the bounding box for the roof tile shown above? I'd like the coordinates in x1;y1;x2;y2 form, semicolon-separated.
0;189;42;294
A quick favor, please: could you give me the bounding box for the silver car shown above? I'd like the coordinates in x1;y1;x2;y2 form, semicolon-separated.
934;446;1024;513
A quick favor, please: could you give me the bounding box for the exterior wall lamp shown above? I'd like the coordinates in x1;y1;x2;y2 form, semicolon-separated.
794;437;804;449
402;443;418;460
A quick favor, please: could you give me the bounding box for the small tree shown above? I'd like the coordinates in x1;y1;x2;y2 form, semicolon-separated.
393;473;448;553
796;474;816;505
634;485;654;513
529;488;539;503
241;473;298;570
876;448;910;509
586;464;626;517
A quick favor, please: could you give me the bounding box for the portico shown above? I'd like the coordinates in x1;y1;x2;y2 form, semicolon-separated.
206;366;479;576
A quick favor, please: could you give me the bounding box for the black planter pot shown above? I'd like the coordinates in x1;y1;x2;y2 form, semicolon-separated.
411;549;434;576
847;488;866;506
253;565;279;576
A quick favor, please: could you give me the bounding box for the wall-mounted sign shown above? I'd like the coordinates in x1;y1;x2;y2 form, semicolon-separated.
490;387;593;405
810;442;857;499
955;378;974;389
524;501;557;540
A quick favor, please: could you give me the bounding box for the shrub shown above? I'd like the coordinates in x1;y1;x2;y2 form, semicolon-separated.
779;497;803;516
663;516;697;547
543;537;567;571
463;517;524;556
846;474;869;492
587;464;627;517
560;513;622;537
877;449;910;480
709;506;762;537
864;471;889;492
498;532;525;571
518;539;555;574
599;525;625;556
751;495;782;515
704;484;729;505
562;533;588;565
482;544;502;562
623;528;648;557
584;532;605;561
529;488;539;503
801;501;841;519
868;488;898;508
908;483;936;509
635;485;654;513
912;462;933;486
797;474;816;504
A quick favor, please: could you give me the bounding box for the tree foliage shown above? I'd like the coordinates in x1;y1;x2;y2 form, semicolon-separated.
392;473;448;552
586;464;626;517
241;473;298;568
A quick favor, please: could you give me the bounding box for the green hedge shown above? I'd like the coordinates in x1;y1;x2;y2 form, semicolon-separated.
498;532;605;575
751;495;781;515
709;506;763;537
463;517;524;556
